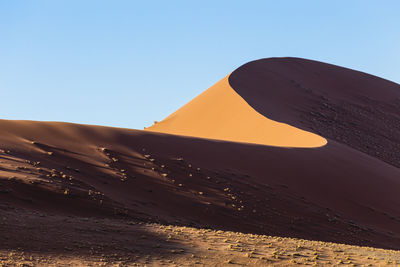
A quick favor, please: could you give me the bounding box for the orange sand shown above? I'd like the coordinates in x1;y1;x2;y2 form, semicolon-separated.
146;76;327;147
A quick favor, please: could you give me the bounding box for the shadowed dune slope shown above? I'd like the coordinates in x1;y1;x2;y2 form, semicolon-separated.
1;119;400;250
146;75;327;148
229;57;400;167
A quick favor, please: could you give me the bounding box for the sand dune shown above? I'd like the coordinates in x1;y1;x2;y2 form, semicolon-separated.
1;57;400;265
229;57;400;168
146;75;327;148
1;118;400;250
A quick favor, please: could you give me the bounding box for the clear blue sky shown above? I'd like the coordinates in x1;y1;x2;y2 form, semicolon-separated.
1;1;399;129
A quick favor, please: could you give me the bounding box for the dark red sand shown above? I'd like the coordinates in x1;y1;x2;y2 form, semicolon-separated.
229;57;400;167
1;57;400;251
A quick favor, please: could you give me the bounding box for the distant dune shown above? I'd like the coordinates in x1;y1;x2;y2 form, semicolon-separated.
1;57;400;264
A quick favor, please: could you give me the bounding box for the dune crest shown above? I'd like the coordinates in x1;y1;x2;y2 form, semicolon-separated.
146;75;327;148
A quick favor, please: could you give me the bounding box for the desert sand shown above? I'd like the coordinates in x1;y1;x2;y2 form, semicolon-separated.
1;57;400;266
146;75;327;148
2;209;400;266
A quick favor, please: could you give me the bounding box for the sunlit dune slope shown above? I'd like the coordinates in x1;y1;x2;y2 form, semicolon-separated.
146;75;326;148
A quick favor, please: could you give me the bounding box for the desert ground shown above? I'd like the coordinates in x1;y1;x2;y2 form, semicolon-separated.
2;209;400;266
1;57;400;266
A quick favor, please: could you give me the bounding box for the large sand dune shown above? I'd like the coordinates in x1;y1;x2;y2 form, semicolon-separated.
1;58;400;265
228;57;400;167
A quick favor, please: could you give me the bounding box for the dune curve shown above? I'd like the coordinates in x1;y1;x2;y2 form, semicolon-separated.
146;75;327;148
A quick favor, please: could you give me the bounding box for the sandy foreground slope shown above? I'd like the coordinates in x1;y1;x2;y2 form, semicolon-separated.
0;120;400;249
1;57;400;265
